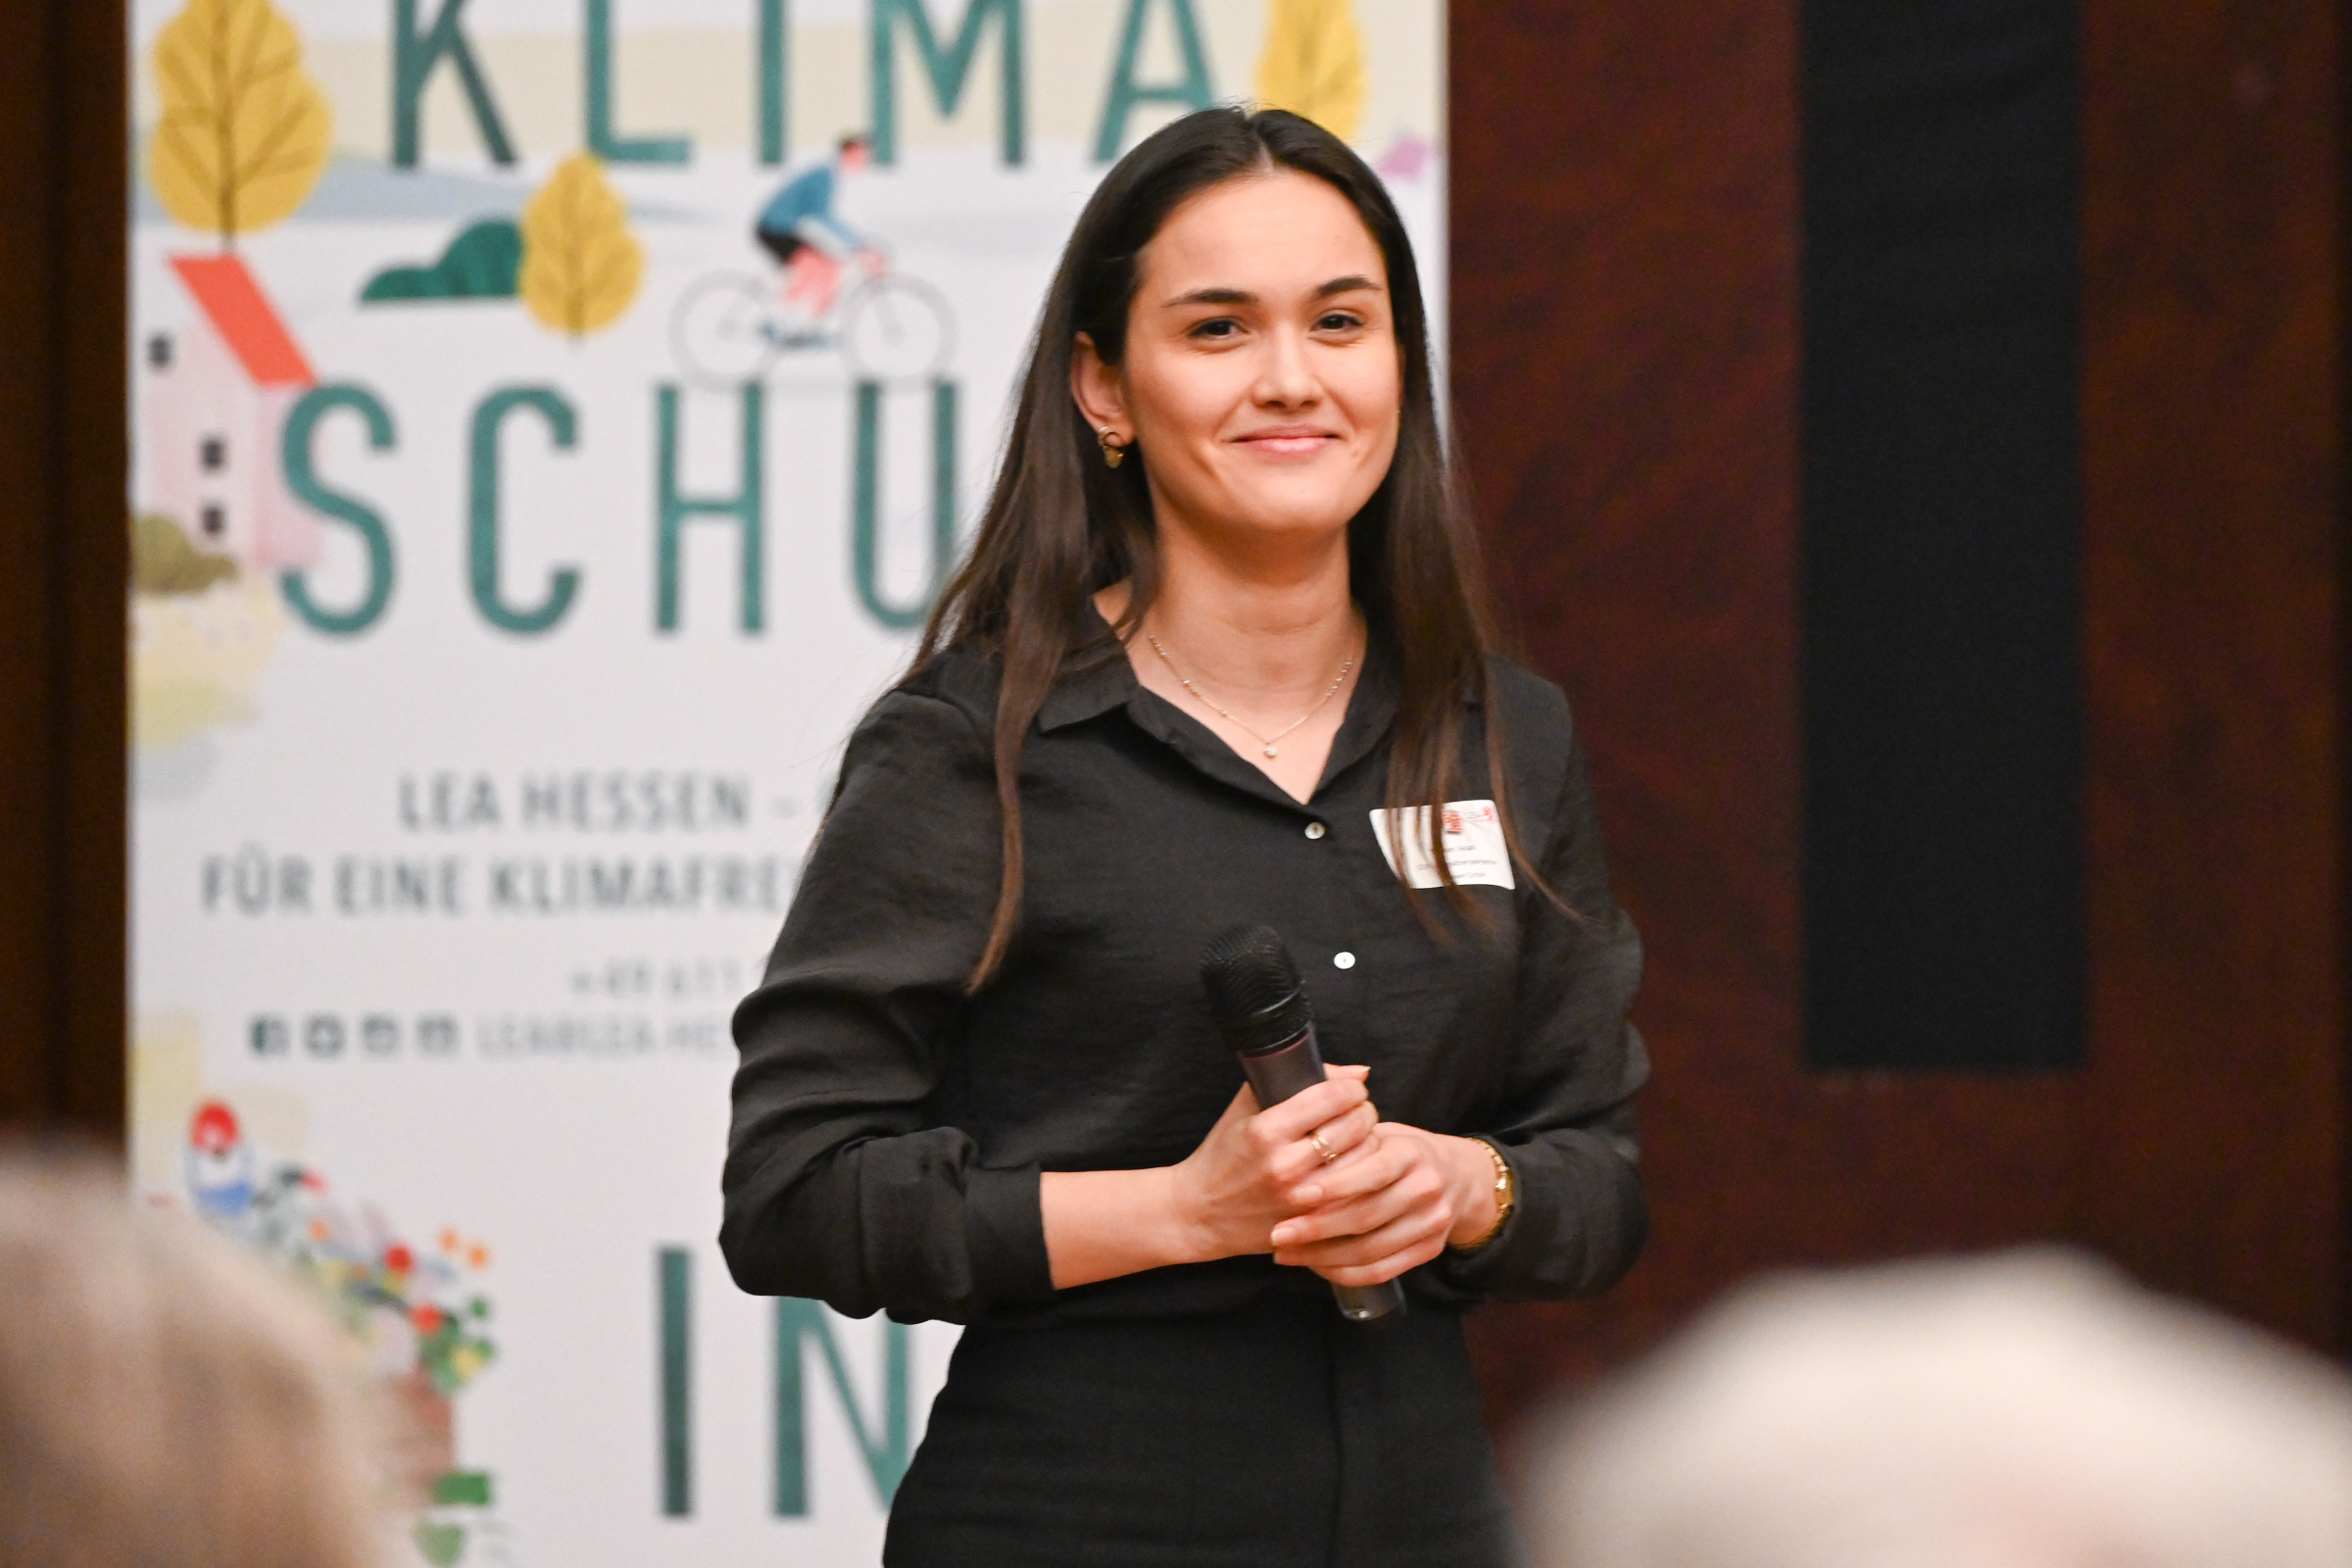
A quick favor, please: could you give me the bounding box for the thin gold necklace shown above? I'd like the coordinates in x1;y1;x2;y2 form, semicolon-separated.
1143;630;1357;760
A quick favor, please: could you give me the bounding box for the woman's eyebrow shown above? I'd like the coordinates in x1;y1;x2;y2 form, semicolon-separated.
1162;286;1255;307
1159;275;1387;308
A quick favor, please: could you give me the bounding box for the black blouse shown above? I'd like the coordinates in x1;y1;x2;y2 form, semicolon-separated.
720;635;1649;1326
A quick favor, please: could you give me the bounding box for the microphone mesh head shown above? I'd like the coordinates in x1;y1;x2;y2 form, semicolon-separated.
1199;924;1310;1050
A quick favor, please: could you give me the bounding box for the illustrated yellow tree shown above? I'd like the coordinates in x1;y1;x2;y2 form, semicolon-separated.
519;154;645;339
147;0;332;244
1255;0;1367;144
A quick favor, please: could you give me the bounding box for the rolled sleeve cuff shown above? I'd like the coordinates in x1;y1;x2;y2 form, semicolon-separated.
1428;1132;1647;1301
963;1162;1054;1303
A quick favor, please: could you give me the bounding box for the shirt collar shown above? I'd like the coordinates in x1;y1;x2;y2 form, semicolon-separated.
1032;602;1406;808
1318;650;1399;786
1035;639;1136;732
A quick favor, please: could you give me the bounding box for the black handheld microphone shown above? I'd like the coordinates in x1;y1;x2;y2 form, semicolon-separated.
1199;923;1406;1324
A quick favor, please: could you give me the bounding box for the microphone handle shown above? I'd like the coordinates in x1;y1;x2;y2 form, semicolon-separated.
1236;1024;1406;1324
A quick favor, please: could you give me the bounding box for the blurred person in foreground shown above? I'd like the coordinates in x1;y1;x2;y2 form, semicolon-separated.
0;1152;392;1568
1526;1251;2352;1568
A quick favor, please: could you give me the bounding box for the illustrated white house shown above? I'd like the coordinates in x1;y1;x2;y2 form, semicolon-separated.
140;253;319;571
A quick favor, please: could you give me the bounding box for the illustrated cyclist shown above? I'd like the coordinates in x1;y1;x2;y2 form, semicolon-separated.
673;130;948;385
755;134;885;321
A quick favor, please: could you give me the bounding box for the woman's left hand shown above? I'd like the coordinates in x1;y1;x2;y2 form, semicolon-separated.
1267;1122;1501;1287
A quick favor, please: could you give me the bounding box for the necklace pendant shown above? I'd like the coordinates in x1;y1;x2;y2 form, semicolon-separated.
1263;744;1279;760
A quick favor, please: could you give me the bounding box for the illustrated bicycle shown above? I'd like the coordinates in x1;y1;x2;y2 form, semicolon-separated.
669;267;956;388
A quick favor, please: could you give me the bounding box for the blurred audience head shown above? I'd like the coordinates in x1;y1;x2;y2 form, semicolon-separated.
1527;1250;2352;1568
0;1150;388;1568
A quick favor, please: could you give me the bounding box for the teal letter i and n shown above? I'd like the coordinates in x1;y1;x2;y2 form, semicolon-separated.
654;1252;912;1519
775;1298;911;1514
659;1248;692;1517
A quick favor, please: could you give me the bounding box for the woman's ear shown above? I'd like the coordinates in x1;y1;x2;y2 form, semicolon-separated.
1070;332;1129;441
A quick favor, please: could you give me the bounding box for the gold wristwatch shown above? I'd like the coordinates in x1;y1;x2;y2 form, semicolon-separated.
1451;1137;1514;1250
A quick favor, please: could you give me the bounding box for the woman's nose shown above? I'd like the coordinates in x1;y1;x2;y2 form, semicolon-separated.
1253;325;1320;408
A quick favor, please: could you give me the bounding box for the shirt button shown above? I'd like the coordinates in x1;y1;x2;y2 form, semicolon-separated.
1333;951;1356;969
1304;821;1327;840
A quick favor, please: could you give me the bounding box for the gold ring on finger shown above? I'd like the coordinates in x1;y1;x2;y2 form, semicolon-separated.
1308;1131;1336;1163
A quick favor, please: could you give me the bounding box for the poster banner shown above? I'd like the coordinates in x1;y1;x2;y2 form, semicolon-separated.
126;1;1443;1561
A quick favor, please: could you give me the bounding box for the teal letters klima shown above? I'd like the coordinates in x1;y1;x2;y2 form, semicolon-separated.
656;385;764;633
1094;0;1213;161
392;0;516;168
869;0;1024;167
467;387;581;635
587;0;691;164
774;1298;910;1514
281;385;397;637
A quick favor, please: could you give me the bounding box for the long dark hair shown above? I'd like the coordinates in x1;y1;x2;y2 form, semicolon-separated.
915;106;1535;988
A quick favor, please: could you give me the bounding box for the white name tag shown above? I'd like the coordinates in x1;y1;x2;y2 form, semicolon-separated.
1368;800;1515;891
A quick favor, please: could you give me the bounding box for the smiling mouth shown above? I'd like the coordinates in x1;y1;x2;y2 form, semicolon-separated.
1234;428;1337;453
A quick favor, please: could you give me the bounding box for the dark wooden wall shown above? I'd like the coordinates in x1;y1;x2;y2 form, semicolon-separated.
0;0;129;1143
1453;0;2347;1434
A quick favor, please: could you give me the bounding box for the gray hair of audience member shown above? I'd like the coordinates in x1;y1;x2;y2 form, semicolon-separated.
0;1152;389;1568
1526;1250;2352;1568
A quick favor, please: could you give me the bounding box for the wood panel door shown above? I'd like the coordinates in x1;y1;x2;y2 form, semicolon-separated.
1449;0;2346;1435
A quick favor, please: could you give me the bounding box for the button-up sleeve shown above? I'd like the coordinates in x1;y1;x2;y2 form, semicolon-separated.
1431;680;1649;1302
721;686;1054;1323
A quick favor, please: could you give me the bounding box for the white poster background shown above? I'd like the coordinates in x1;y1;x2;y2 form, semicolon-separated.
128;4;1443;1562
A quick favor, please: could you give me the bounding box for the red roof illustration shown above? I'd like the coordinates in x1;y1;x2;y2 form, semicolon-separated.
169;253;316;387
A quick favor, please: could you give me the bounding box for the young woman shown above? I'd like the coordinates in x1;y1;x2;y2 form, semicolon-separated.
722;107;1648;1567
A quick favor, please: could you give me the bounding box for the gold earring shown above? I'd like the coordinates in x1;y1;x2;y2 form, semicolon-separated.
1098;426;1127;469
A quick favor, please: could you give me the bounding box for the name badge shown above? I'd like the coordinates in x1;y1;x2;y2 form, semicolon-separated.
1367;800;1515;891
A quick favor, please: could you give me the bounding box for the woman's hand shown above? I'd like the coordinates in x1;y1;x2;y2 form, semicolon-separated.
1164;1065;1380;1263
1039;1067;1492;1291
1266;1122;1500;1287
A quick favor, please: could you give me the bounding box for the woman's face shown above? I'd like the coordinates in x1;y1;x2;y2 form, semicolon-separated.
1076;171;1402;556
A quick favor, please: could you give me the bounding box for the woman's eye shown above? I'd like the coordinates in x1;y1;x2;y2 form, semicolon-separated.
1188;318;1241;340
1316;312;1363;331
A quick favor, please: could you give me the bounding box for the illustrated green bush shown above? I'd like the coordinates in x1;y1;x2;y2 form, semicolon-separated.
361;219;524;303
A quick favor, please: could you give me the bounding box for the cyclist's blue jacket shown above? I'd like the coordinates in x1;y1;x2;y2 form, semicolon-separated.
758;165;861;252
